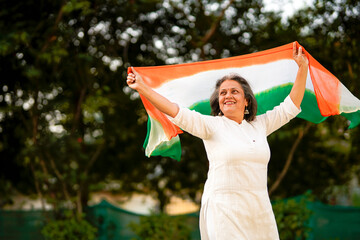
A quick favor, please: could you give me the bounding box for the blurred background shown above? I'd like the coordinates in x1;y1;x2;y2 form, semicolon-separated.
0;0;359;239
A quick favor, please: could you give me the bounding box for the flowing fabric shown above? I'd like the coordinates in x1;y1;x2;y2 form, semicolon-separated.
128;41;360;161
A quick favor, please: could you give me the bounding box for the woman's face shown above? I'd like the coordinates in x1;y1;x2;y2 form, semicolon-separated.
218;80;248;122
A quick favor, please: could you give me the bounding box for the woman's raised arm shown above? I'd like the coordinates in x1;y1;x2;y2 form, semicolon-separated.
127;67;179;118
290;42;309;109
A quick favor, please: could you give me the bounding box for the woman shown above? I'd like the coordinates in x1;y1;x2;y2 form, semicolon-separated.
127;42;309;239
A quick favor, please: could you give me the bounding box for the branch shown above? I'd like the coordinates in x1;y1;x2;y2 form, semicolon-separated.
172;0;234;53
198;0;235;59
88;143;104;173
76;142;104;217
30;162;47;212
201;0;235;44
40;2;65;53
30;92;39;145
269;122;312;196
71;87;87;134
123;40;130;66
28;92;49;211
346;61;354;79
45;152;72;203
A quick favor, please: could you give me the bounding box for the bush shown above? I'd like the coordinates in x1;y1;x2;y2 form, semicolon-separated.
129;213;192;240
273;195;313;240
41;214;97;240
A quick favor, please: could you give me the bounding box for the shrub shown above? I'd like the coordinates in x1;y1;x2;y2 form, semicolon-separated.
129;213;192;240
41;214;97;240
273;195;313;240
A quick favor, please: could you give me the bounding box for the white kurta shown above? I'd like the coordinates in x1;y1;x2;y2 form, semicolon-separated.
169;96;301;240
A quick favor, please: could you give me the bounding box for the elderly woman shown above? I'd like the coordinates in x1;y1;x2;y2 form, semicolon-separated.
127;42;309;239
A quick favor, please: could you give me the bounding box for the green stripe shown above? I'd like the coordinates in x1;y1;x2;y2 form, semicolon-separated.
143;116;151;150
143;116;182;161
341;111;360;129
145;84;359;160
150;135;181;161
189;83;327;124
189;100;211;115
255;83;327;124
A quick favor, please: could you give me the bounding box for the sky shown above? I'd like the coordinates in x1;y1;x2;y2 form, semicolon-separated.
263;0;314;19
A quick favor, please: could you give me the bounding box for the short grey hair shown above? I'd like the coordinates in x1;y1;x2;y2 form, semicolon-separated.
210;73;257;122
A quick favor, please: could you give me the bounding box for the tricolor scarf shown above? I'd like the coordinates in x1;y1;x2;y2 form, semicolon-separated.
128;42;360;161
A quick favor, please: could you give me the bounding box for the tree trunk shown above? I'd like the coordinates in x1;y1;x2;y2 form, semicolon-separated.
269;122;312;196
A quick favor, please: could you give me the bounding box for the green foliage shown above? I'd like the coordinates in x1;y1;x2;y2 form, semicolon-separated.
273;195;313;240
0;178;14;207
62;0;92;15
0;0;359;220
41;213;97;240
129;213;192;240
0;0;151;216
323;183;360;206
352;193;360;207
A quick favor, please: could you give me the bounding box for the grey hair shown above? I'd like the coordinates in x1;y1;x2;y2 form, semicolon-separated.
210;73;257;122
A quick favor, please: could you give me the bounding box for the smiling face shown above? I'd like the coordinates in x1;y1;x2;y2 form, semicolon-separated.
219;79;248;123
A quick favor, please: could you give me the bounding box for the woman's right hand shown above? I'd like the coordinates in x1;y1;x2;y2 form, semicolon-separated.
126;67;145;91
126;67;179;117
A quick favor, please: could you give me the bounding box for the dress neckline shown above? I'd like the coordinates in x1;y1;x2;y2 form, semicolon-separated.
222;115;246;125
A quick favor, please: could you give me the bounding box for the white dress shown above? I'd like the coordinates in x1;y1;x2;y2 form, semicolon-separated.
169;95;301;240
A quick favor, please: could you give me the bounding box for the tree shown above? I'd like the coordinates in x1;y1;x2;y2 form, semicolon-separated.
1;0;359;218
0;0;159;216
267;0;360;201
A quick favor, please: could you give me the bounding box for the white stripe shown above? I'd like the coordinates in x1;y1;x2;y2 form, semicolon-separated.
145;117;169;156
154;60;314;108
145;116;179;156
339;83;360;113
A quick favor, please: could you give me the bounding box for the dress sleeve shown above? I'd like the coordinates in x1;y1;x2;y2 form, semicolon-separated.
167;107;218;140
258;95;301;136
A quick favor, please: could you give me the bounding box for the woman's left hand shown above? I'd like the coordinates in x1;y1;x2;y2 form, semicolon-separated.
293;42;309;68
290;42;309;109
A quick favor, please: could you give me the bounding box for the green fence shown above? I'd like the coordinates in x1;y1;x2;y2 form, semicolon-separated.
308;202;360;240
86;200;201;240
0;199;359;240
86;200;145;240
0;210;53;240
